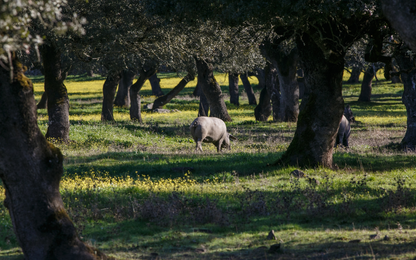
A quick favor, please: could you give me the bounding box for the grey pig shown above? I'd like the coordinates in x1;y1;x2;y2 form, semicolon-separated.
190;116;237;152
335;105;354;147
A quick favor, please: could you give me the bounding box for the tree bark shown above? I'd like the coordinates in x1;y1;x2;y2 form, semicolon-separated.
0;55;108;260
101;72;122;121
149;74;164;96
130;68;156;122
37;92;48;109
195;58;232;121
41;44;70;143
275;48;299;122
276;34;345;168
228;73;240;106
254;86;271;121
114;70;136;108
240;73;257;105
395;45;416;150
152;73;195;109
198;90;210;117
347;67;361;84
265;63;280;121
358;65;376;102
193;83;202;97
381;0;416;53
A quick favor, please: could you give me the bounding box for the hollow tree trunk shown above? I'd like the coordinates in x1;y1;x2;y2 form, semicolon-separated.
195;58;232;121
254;86;271;121
240;73;257;105
395;45;416;150
101;71;122;121
228;73;240;106
114;70;135;107
41;44;70;143
149;74;164;97
276;34;345;168
130;68;156;122
152;73;195;109
358;65;376;102
0;55;108;260
37;92;48;109
275;48;299;122
347;67;361;84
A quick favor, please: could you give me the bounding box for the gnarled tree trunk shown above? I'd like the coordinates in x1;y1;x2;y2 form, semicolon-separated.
130;68;156;122
41;44;70;143
254;86;271;121
275;48;299;122
396;45;416;150
114;70;136;107
193;83;202;97
347;67;361;84
358;65;377;102
152;73;195;109
228;73;240;106
101;71;122;121
37;92;48;109
0;55;108;260
240;73;257;105
149;74;164;97
195;58;232;121
276;34;345;168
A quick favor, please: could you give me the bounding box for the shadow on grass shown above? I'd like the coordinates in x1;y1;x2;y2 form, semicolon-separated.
64;152;278;180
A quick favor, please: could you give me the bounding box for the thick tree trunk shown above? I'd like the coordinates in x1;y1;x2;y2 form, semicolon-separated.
275;48;299;122
298;77;306;100
101;72;122;121
277;34;345;168
152;73;195;109
114;70;135;107
130;68;156;122
228;73;240;106
37;92;48;109
149;74;164;96
195;58;232;121
41;44;70;143
381;0;416;53
254;86;271;121
347;67;361;84
395;46;416;150
193;83;202;97
198;90;210;117
0;55;108;260
358;65;376;102
240;73;257;105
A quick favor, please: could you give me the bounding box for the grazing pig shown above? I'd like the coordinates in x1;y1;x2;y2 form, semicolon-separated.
335;105;354;147
190;116;237;152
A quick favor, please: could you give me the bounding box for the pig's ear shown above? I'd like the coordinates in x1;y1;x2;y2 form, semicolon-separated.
229;134;237;141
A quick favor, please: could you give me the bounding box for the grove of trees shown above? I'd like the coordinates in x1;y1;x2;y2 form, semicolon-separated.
1;0;416;258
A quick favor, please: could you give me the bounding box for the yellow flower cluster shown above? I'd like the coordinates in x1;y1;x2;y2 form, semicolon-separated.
60;169;200;194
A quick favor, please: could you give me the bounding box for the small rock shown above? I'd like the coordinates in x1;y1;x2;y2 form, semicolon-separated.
267;230;276;240
268;244;281;254
144;103;153;110
348;239;361;243
153;108;171;113
291;169;306;178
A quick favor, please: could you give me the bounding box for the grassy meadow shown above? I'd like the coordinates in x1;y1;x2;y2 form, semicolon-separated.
1;70;416;259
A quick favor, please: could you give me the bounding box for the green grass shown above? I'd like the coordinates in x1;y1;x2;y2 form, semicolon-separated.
1;71;416;259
